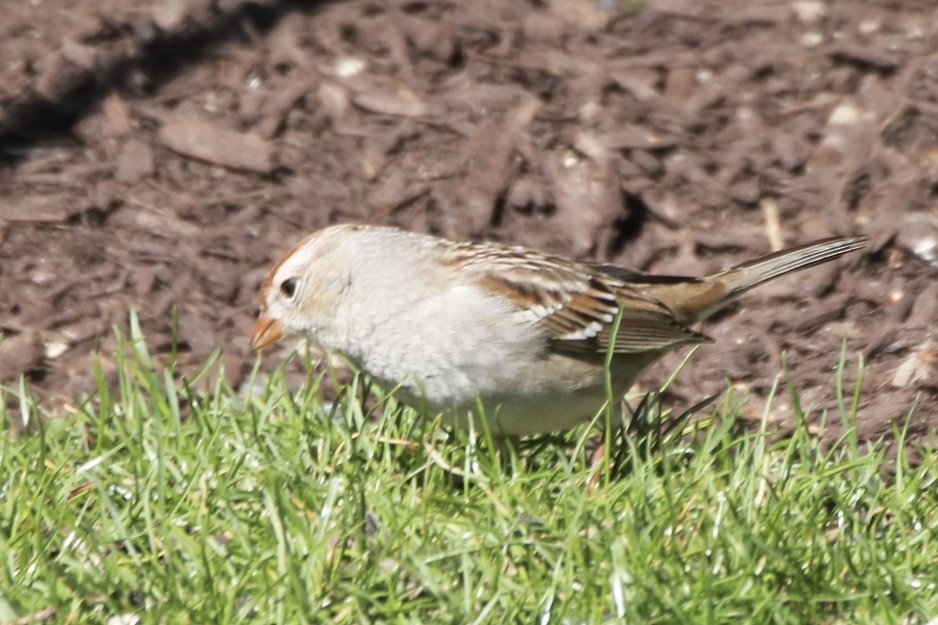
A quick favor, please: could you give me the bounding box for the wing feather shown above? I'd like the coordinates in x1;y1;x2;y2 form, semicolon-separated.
451;243;709;355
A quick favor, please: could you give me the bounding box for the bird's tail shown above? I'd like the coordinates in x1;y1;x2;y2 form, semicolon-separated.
720;236;867;299
647;236;867;323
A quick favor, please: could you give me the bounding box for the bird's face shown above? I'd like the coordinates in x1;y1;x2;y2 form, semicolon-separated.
251;226;353;350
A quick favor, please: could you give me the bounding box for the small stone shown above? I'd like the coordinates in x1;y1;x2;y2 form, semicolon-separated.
792;0;827;24
800;31;824;48
827;101;862;125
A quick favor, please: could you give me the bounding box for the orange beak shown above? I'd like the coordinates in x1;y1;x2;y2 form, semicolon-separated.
251;314;285;351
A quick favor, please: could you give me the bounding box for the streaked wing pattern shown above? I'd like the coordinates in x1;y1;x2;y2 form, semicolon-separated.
449;242;709;354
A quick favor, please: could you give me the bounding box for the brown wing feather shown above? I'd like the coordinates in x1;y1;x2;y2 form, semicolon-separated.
454;243;709;355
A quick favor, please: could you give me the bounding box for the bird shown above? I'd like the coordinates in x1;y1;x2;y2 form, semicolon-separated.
252;224;865;436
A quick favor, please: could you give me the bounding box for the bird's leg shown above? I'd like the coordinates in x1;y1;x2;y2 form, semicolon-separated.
588;397;637;486
492;434;522;472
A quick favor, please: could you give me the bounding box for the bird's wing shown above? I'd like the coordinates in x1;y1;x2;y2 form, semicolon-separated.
448;243;710;355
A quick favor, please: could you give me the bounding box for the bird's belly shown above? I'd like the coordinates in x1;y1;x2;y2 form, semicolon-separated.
339;313;666;435
426;352;663;436
440;388;615;435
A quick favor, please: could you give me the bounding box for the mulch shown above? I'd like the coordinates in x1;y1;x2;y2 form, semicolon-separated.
2;0;937;448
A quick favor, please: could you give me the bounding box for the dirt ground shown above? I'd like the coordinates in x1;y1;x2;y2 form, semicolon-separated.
1;0;937;447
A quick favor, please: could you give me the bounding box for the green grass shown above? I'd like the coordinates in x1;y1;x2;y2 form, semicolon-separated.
1;320;936;624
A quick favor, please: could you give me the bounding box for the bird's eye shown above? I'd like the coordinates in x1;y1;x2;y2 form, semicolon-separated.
280;278;297;299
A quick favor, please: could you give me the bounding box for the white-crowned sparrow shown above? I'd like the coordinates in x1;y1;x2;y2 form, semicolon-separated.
252;224;865;435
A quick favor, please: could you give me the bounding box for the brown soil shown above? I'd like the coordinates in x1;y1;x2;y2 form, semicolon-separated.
2;0;936;447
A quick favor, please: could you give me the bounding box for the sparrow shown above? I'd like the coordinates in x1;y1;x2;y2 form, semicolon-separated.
252;224;865;435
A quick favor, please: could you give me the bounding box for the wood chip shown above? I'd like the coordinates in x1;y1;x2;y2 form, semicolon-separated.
829;45;901;71
256;79;313;139
761;198;784;251
547;148;622;256
892;344;935;388
115;139;155;184
545;0;609;30
352;90;427;117
159;115;275;173
444;97;541;234
102;94;133;137
602;125;678;151
0;197;79;223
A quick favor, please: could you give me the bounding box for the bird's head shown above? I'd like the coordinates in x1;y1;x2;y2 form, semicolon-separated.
251;225;357;350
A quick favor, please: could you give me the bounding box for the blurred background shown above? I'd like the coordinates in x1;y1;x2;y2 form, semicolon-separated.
1;0;936;445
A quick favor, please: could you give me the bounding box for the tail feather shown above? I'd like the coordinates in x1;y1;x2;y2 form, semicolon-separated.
646;235;867;324
722;236;868;298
